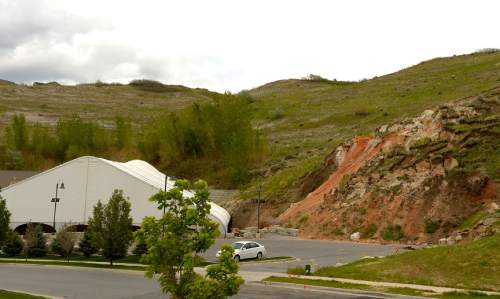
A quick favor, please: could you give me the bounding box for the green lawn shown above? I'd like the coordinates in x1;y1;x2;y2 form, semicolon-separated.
0;259;146;271
0;289;48;299
314;233;500;291
0;254;291;269
263;277;500;298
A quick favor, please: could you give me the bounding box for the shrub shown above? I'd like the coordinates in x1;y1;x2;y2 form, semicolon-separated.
332;228;344;236
339;174;351;193
269;109;285;120
382;224;404;241
424;218;441;234
129;79;186;93
297;213;309;227
24;224;47;257
2;230;23;256
362;224;378;238
78;231;98;257
51;225;75;260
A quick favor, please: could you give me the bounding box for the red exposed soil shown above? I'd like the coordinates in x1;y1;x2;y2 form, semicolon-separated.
280;133;405;224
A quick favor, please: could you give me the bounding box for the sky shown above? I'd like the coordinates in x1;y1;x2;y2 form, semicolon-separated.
0;0;499;92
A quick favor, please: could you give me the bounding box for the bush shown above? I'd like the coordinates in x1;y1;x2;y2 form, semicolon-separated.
129;79;186;93
362;224;378;238
424;218;441;234
382;224;404;241
24;224;47;257
2;230;23;256
51;225;75;260
78;231;98;257
269;109;285;120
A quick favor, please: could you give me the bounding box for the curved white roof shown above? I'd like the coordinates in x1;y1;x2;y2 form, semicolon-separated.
1;156;231;234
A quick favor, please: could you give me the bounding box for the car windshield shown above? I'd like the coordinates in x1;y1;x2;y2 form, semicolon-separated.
231;242;244;249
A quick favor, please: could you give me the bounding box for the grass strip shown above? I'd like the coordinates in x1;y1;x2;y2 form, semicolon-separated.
263;276;500;298
0;289;48;299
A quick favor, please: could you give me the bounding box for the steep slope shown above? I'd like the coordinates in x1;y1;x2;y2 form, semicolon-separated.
229;51;500;229
280;90;500;242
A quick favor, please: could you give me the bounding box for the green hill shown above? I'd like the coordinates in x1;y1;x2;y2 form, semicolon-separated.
0;51;499;225
225;51;500;227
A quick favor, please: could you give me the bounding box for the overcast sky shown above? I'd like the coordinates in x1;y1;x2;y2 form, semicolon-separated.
0;0;499;92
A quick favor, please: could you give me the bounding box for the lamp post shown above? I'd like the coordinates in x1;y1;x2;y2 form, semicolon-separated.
257;184;262;236
51;180;65;234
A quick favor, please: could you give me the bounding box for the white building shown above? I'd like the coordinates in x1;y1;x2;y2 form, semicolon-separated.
0;156;230;235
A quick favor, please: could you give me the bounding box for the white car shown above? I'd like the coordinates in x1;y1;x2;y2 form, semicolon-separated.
216;241;267;262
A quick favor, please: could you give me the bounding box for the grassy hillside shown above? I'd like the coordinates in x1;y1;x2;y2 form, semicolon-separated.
237;51;500;204
314;233;500;291
0;81;215;128
1;51;499;204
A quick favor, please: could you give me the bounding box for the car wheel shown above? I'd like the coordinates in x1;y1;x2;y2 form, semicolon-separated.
234;255;240;262
257;252;263;260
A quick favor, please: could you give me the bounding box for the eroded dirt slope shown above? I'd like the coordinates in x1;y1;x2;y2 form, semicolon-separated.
280;90;500;243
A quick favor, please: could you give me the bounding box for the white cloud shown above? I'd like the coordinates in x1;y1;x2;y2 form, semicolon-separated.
0;0;499;91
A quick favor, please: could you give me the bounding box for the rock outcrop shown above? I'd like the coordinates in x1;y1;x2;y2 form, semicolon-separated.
280;91;500;243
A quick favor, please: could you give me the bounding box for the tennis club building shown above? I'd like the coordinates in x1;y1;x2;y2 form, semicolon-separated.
0;156;230;235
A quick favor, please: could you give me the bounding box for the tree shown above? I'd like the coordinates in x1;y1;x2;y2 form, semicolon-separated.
5;114;28;151
87;190;133;265
24;224;47;257
0;194;11;247
2;230;23;256
187;244;244;299
78;230;98;257
51;225;75;261
135;179;243;299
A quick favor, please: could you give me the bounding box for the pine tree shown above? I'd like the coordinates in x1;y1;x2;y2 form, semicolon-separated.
78;231;98;257
2;230;23;256
24;224;47;257
87;189;133;265
0;194;11;247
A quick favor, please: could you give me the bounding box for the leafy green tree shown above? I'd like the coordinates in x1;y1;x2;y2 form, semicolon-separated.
135;179;242;299
78;230;98;257
51;225;75;261
2;230;23;256
5;114;28;151
0;194;11;247
187;244;244;299
24;224;47;257
138;93;265;187
87;190;133;265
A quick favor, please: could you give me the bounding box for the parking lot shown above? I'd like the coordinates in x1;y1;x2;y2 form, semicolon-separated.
203;238;400;272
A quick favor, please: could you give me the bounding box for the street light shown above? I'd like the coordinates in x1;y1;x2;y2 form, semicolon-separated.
256;184;262;236
51;180;65;234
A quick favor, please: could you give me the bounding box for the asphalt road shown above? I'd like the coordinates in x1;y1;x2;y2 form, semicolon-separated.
203;238;399;272
0;264;406;299
0;239;402;298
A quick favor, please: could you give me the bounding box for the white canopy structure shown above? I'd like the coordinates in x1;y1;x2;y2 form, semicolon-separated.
0;156;230;235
